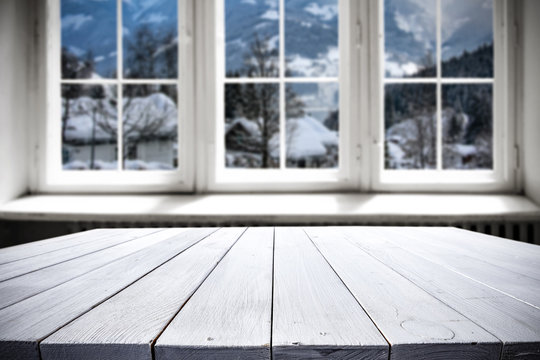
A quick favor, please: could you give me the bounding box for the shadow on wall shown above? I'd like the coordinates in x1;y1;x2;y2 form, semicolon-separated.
1;219;538;249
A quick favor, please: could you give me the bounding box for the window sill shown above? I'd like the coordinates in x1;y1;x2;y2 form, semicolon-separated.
0;193;538;224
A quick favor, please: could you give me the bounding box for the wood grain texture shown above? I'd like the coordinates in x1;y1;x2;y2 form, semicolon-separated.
418;227;540;280
40;228;246;360
272;227;388;360
155;227;274;360
0;228;217;360
0;228;167;310
380;227;540;309
0;228;159;282
0;229;120;265
341;227;540;359
304;227;502;360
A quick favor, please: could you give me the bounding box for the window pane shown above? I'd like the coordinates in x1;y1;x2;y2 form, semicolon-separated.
384;0;436;78
61;0;116;79
285;0;338;77
225;0;279;78
443;84;492;169
62;85;118;170
286;83;338;168
123;0;178;79
384;84;436;169
225;84;280;168
442;0;493;78
122;85;178;170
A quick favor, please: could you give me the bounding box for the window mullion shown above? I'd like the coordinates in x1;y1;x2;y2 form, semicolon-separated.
279;0;286;170
116;0;124;171
436;0;443;171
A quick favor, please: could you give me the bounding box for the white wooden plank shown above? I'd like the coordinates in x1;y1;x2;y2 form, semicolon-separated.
0;228;159;282
304;227;502;360
155;227;274;360
271;227;388;360
380;227;540;309
0;228;217;360
40;227;246;360
340;227;540;359
0;228;169;310
0;229;124;265
416;227;540;279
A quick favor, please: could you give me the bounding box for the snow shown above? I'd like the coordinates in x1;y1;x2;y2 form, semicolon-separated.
453;144;477;157
286;115;338;160
65;91;177;143
124;160;174;170
63;160;117;170
384;53;420;77
122;93;178;138
387;141;405;164
287;47;339;77
225;117;261;137
64;96;117;143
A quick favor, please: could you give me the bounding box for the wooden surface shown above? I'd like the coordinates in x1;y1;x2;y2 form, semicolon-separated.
0;227;539;360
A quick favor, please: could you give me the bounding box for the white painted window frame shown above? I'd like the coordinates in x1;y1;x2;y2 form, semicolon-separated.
197;0;363;192
39;0;195;193
368;0;516;192
36;0;516;194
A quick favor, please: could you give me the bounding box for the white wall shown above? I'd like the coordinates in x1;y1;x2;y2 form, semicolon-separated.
521;0;540;205
0;0;32;204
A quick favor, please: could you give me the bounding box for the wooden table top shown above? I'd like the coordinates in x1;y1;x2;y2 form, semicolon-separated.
0;227;538;360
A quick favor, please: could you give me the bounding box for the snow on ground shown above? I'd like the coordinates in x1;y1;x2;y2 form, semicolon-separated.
63;160;174;170
63;160;117;170
124;160;174;170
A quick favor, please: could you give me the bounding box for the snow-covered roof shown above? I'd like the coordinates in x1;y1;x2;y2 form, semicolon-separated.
123;93;177;139
225;117;261;137
64;96;117;143
65;92;177;142
286;115;338;160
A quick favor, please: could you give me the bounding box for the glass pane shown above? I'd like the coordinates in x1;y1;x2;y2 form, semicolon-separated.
286;83;338;168
442;0;493;78
61;0;116;79
225;0;279;78
443;84;493;169
285;0;339;77
384;0;436;78
123;0;178;79
62;85;118;170
225;84;280;168
122;85;178;170
384;84;436;169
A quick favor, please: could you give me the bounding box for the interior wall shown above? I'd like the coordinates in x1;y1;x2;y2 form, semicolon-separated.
521;0;540;205
0;0;32;205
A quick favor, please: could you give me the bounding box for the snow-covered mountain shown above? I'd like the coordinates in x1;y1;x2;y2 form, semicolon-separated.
225;0;338;77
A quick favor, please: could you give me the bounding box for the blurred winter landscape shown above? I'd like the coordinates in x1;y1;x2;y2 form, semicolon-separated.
61;0;178;170
384;0;494;170
224;0;339;169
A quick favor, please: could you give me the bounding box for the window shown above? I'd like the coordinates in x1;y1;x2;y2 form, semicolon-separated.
372;0;513;191
43;0;194;191
204;0;356;191
41;0;514;193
